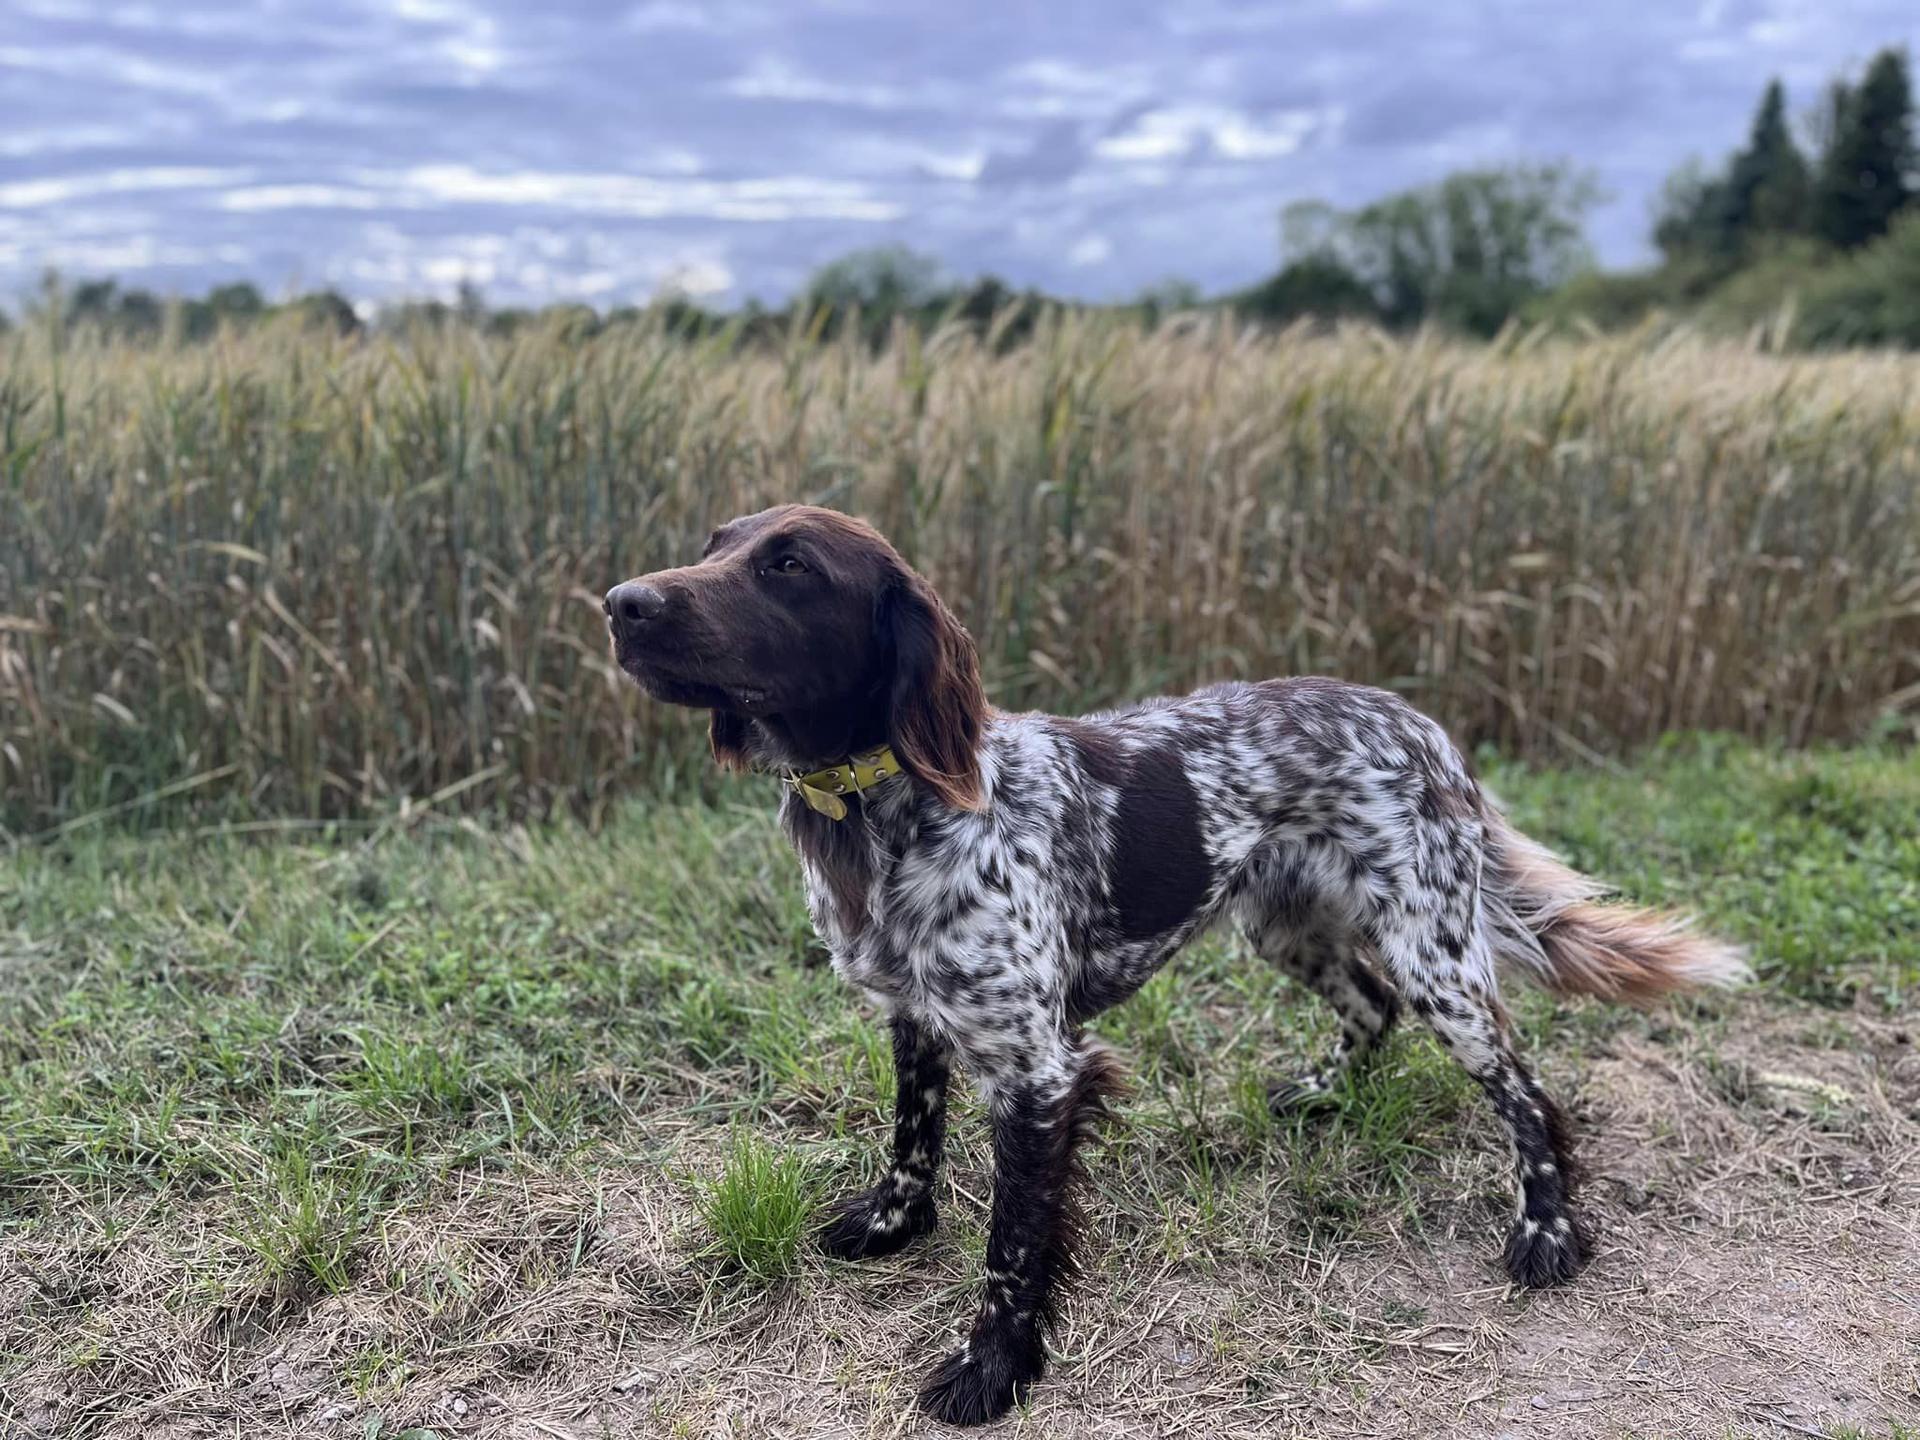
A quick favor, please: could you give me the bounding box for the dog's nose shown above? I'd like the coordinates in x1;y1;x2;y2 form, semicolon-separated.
605;581;668;638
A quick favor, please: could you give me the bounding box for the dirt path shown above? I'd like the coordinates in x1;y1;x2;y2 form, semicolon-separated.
505;1006;1920;1439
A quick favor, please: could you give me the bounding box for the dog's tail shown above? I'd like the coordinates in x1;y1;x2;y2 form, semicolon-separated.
1480;802;1749;1004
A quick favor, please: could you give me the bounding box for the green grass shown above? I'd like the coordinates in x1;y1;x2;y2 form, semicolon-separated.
1483;736;1920;1007
694;1129;820;1282
0;739;1911;1233
0;738;1914;1431
237;1146;378;1295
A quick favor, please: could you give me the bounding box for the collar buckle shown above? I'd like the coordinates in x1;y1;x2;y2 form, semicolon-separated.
786;744;902;821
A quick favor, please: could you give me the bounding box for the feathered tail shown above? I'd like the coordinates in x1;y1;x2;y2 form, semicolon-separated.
1480;803;1750;1004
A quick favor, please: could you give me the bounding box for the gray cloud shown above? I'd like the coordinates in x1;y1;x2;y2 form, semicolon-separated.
980;120;1095;189
2;0;1915;308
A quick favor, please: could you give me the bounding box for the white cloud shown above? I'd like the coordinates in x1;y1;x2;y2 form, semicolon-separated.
1008;58;1135;96
35;235;228;271
726;56;921;110
37;1;296;40
0;0;1906;306
1214;109;1321;159
918;150;986;182
388;0;471;21
386;0;504;75
999;58;1151;118
211;166;900;223
322;223;742;306
0;166;248;208
219;184;385;211
835;135;986;182
1744;18;1809;49
1097;113;1195;162
0;125;147;158
658;257;734;296
390;164;904;221
422;254;491;286
441;35;504;73
1068;233;1112;266
0;41;214;94
1096;106;1321;163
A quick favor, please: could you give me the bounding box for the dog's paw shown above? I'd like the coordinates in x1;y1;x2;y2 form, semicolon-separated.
1501;1210;1592;1288
917;1330;1045;1427
1266;1070;1343;1117
817;1185;935;1262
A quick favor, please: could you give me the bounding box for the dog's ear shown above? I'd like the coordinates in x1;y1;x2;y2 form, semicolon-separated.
709;710;751;771
878;571;986;811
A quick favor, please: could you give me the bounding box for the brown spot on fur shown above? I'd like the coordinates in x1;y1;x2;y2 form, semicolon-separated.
1055;719;1127;788
1055;722;1212;946
1106;742;1211;942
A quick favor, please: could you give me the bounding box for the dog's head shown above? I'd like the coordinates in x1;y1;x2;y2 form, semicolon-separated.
605;505;985;809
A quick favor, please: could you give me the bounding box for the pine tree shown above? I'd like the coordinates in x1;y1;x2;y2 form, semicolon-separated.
1722;79;1811;243
1816;48;1916;250
1653;79;1811;262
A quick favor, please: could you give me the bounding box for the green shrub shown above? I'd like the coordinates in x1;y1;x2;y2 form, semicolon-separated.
1794;211;1920;348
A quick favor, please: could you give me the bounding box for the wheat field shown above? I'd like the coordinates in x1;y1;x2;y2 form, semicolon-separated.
3;311;1917;831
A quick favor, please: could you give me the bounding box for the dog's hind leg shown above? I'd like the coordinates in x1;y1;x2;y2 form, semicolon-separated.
818;1011;949;1261
1369;897;1591;1288
1244;910;1400;1112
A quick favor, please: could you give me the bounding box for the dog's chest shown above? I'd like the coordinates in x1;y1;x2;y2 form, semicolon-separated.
800;840;932;998
797;804;1046;1005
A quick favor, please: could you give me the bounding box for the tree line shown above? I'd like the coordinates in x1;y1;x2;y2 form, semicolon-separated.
9;45;1914;350
1238;44;1915;343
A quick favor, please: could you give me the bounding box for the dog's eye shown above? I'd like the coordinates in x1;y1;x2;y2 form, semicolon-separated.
766;555;808;576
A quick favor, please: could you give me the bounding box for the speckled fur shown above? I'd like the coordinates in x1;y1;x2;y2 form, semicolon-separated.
786;676;1753;1422
609;507;1746;1427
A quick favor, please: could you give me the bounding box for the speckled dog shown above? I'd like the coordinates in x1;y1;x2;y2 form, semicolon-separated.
605;504;1746;1427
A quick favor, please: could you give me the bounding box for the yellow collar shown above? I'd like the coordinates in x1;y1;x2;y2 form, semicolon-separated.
786;744;903;820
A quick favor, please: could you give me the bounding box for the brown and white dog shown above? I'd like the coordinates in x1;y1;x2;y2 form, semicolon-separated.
606;504;1746;1426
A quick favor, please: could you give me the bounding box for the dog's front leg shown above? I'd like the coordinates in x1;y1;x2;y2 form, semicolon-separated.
917;1034;1121;1427
819;1011;950;1260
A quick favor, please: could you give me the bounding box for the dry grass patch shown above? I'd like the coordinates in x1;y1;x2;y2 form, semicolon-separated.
4;316;1918;832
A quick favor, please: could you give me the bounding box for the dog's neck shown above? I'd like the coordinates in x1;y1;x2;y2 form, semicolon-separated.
743;688;890;772
768;719;914;944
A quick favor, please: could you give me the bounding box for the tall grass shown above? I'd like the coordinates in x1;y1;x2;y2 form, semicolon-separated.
2;310;1917;829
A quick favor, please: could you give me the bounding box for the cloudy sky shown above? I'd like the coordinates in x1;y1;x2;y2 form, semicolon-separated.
2;1;1915;310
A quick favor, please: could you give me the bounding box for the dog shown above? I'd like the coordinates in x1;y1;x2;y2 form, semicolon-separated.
605;504;1746;1426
